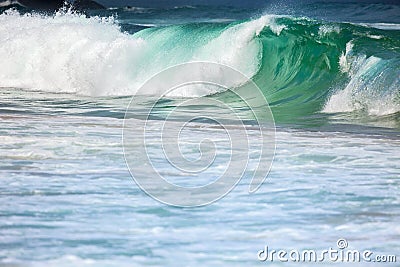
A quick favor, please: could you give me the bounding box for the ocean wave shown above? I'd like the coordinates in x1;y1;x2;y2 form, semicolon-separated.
0;9;277;97
0;9;399;118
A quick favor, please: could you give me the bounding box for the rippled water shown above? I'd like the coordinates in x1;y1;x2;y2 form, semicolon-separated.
1;88;399;266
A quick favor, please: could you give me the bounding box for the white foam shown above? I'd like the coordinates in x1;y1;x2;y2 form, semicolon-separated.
324;47;400;116
0;9;146;95
318;25;340;36
338;41;354;73
360;23;400;31
0;10;280;97
367;34;383;40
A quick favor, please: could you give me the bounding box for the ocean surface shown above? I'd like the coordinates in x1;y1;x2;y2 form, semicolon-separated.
0;1;399;266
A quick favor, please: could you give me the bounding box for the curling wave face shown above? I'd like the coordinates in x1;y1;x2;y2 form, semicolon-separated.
0;9;399;119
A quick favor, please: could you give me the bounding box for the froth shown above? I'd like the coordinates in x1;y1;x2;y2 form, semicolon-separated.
324;46;400;116
0;9;277;97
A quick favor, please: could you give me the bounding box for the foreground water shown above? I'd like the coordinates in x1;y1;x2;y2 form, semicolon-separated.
0;2;400;266
0;88;399;266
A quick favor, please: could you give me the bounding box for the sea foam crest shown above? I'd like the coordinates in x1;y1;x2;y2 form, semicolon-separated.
0;10;282;97
324;42;400;116
0;8;146;95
